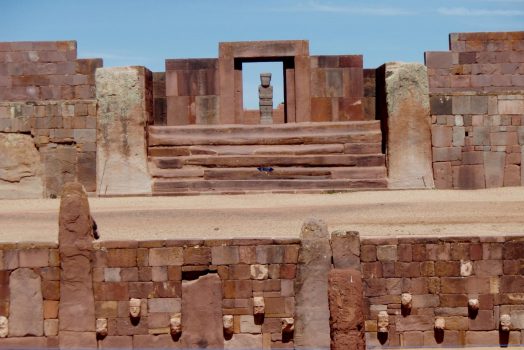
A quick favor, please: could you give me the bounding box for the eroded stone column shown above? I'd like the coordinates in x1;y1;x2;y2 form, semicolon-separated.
328;269;365;350
58;182;97;348
382;62;434;189
294;218;332;349
96;66;152;196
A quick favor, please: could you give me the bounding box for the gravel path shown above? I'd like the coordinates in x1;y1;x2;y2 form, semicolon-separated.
1;187;523;243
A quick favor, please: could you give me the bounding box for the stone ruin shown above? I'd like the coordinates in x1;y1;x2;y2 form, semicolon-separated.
0;31;522;198
0;182;523;348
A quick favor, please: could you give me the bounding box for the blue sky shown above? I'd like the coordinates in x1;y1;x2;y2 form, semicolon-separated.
1;0;523;107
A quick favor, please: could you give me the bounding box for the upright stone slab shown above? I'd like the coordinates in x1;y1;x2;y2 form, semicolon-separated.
96;66;152;195
9;268;43;336
180;274;224;349
58;182;96;348
294;218;332;349
328;268;365;350
383;62;434;189
0;133;44;199
331;230;361;269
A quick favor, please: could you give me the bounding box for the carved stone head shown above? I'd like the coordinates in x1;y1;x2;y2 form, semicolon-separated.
460;260;473;277
260;73;272;87
170;313;182;336
377;311;389;333
434;317;445;330
401;293;412;309
253;296;265;316
223;315;234;334
468;298;480;311
500;314;511;332
129;298;141;318
281;318;294;333
0;316;7;338
96;318;108;338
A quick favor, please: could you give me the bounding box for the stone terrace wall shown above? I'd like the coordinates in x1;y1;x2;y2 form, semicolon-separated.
0;41;102;197
0;243;60;348
426;32;524;189
91;239;298;349
361;235;524;348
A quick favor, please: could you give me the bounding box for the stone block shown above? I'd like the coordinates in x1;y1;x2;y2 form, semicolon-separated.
499;99;524;114
107;249;136;267
96;66;152;195
433;162;452;189
149;247;183;266
330;230;360;269
223;280;253;299
453;165;486;189
44;319;58;336
376;245;397;261
183;246;211;266
484;151;506;188
361;245;377;262
212;246;240;265
432;147;461;162
9;268;43;336
256;245;284;264
98;335;133;348
468;310;495;330
18;248;48;267
430;95;452;115
396;315;434;331
195;95;219;124
148;298;181;313
452;95;488;115
474;259;503;277
425;52;454;69
58;331;97;349
431;125;453;147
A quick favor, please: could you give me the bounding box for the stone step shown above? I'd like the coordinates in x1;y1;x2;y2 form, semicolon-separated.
149;120;381;136
148;143;382;157
150;166;387;180
152;154;386;169
152;178;388;194
149;130;382;147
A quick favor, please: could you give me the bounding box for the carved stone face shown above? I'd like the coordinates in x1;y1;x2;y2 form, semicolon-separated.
401;293;412;309
253;296;265;316
377;311;389;333
468;298;480;311
129;298;141;318
170;313;182;336
96;318;108;337
0;316;7;338
460;260;473;277
260;73;272;87
434;317;445;330
281;318;294;333
223;315;234;334
500;314;511;331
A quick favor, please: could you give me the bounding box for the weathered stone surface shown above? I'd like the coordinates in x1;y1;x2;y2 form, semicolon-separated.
9;268;44;336
331;230;360;269
96;67;152;195
295;218;331;349
328;269;365;350
225;334;263;349
384;62;434;189
0;133;43;199
58;183;96;346
180;273;224;349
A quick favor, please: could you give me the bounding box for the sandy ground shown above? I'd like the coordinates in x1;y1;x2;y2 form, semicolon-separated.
0;187;524;243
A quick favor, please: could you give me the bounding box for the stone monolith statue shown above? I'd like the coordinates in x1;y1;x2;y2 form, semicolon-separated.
259;72;273;124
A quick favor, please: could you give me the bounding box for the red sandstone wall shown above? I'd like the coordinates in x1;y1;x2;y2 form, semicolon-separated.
361;236;524;348
310;55;365;121
164;59;219;125
0;41;102;195
426;32;524;189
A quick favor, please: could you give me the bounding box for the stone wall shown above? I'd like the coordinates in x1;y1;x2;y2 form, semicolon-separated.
310;55;365;122
361;235;524;348
0;41;102;198
0;243;60;348
1;232;523;349
426;32;524;189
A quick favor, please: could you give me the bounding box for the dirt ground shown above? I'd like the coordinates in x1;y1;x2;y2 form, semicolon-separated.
1;187;524;243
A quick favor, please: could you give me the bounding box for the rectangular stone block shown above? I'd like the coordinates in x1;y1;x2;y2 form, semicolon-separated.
149;247;183;266
212;246;240;265
148;298;181;313
452;95;488;115
18;248;49;267
425;52;455;69
107;249;137;267
431;125;452;147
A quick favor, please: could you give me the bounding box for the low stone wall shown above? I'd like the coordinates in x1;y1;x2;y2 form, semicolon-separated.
361;236;524;348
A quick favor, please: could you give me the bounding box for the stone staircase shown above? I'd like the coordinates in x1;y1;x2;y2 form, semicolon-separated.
147;121;387;195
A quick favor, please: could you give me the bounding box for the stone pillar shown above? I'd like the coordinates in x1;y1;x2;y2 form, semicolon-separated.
8;268;44;337
328;269;365;350
259;73;273;124
294;218;332;349
58;182;97;348
180;274;224;349
96;66;152;196
381;62;434;189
